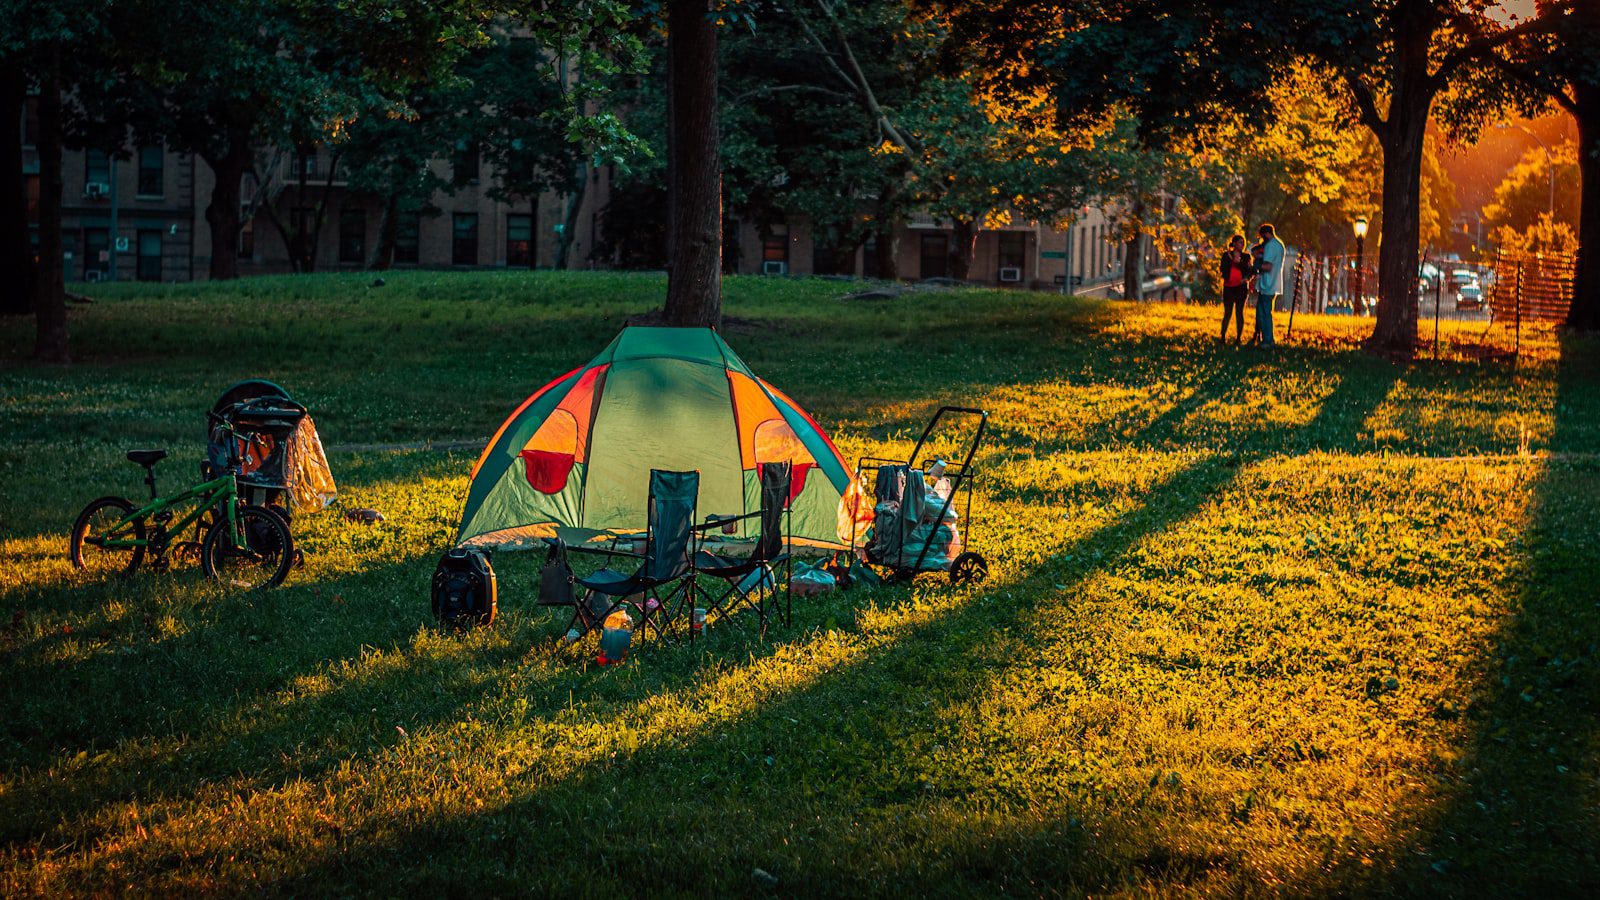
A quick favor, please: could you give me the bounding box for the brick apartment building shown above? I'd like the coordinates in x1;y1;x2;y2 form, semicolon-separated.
26;111;1154;294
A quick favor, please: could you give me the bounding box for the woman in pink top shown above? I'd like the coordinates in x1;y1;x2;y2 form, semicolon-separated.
1219;234;1252;344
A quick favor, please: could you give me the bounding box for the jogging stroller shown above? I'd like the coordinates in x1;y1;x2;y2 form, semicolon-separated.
195;381;336;546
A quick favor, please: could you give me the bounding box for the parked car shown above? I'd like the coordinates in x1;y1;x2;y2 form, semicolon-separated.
1456;284;1483;310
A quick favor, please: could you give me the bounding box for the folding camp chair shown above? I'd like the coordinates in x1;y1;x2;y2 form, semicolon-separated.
693;461;794;635
563;469;701;645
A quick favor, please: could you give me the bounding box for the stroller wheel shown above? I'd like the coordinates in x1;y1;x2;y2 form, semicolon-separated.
949;552;988;585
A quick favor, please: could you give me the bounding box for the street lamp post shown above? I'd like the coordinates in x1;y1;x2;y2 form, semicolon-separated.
1353;215;1369;310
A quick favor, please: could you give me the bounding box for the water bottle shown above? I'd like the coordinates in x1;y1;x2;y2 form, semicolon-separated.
597;609;633;665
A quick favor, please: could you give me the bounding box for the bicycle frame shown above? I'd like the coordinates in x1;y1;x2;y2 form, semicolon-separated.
89;473;242;553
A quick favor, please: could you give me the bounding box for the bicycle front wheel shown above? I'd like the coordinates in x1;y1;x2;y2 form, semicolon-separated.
70;496;145;577
201;504;294;590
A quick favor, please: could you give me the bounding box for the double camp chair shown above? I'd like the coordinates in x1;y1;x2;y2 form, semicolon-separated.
540;463;793;646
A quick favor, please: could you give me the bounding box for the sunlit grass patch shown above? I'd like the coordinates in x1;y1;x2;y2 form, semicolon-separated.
2;272;1598;895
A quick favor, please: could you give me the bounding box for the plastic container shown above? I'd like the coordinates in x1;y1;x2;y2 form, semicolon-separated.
737;564;776;594
597;610;633;665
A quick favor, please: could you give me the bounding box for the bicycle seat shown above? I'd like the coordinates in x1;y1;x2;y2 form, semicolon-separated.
126;449;169;467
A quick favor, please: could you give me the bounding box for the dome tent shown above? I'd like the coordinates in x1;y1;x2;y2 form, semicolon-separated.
457;326;853;551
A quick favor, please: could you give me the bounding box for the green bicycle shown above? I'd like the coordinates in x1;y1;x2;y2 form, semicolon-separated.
69;410;295;590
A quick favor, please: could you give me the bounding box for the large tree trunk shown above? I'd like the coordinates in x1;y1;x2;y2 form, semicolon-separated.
873;224;899;280
33;52;68;363
0;62;33;316
949;218;976;281
1364;1;1435;355
872;181;901;280
1366;114;1427;353
662;0;721;327
1569;87;1600;331
203;134;252;281
1122;234;1144;301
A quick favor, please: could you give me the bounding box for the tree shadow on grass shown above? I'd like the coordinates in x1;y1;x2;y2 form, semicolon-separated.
1363;334;1600;894
196;362;1413;895
5;321;1410;893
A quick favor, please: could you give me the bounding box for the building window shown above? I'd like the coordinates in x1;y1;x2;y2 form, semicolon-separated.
83;228;110;278
997;231;1026;276
84;150;110;193
394;212;420;264
452;213;479;265
454;141;480;184
136;146;163;197
136;230;162;281
506;213;533;267
339;207;365;264
919;232;949;280
761;224;788;274
294;144;318;179
812;242;842;276
58;232;73;280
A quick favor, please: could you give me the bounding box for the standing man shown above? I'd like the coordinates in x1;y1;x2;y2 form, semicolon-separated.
1252;223;1286;347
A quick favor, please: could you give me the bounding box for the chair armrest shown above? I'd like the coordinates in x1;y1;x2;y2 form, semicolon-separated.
568;544;647;561
695;510;762;529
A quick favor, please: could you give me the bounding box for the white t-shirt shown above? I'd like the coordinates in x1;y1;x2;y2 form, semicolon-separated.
1257;237;1286;296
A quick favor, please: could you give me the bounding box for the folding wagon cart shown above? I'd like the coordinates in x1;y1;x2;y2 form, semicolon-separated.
850;405;989;584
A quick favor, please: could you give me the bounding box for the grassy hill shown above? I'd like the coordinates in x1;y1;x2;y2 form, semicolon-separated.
2;272;1597;895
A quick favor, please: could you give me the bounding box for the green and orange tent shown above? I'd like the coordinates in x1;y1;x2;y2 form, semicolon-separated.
456;326;855;551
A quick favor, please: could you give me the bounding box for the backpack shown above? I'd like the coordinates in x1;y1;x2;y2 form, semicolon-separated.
431;547;497;627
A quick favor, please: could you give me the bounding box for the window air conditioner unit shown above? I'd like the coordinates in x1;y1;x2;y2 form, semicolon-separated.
999;266;1022;283
84;182;110;198
762;260;788;276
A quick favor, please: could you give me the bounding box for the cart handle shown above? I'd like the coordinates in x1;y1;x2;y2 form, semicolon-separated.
908;406;988;476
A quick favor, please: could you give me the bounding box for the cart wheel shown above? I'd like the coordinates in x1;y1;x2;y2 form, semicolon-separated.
949;552;988;585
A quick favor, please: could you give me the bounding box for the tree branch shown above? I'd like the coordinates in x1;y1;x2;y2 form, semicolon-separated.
1429;1;1576;90
1487;53;1579;114
791;9;863;97
813;0;921;155
725;83;853;105
1344;73;1387;135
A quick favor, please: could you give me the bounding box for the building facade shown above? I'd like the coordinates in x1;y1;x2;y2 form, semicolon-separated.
30;127;1159;294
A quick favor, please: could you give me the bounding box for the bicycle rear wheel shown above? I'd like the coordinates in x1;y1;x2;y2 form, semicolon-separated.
201;504;294;590
70;496;145;578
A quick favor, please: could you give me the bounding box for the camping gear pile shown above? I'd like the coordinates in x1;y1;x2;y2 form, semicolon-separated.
864;462;963;570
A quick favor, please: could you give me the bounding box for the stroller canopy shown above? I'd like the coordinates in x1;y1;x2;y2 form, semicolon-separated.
457;326;852;550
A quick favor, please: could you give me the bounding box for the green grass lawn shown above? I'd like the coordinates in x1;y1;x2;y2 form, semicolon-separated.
2;271;1598;896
